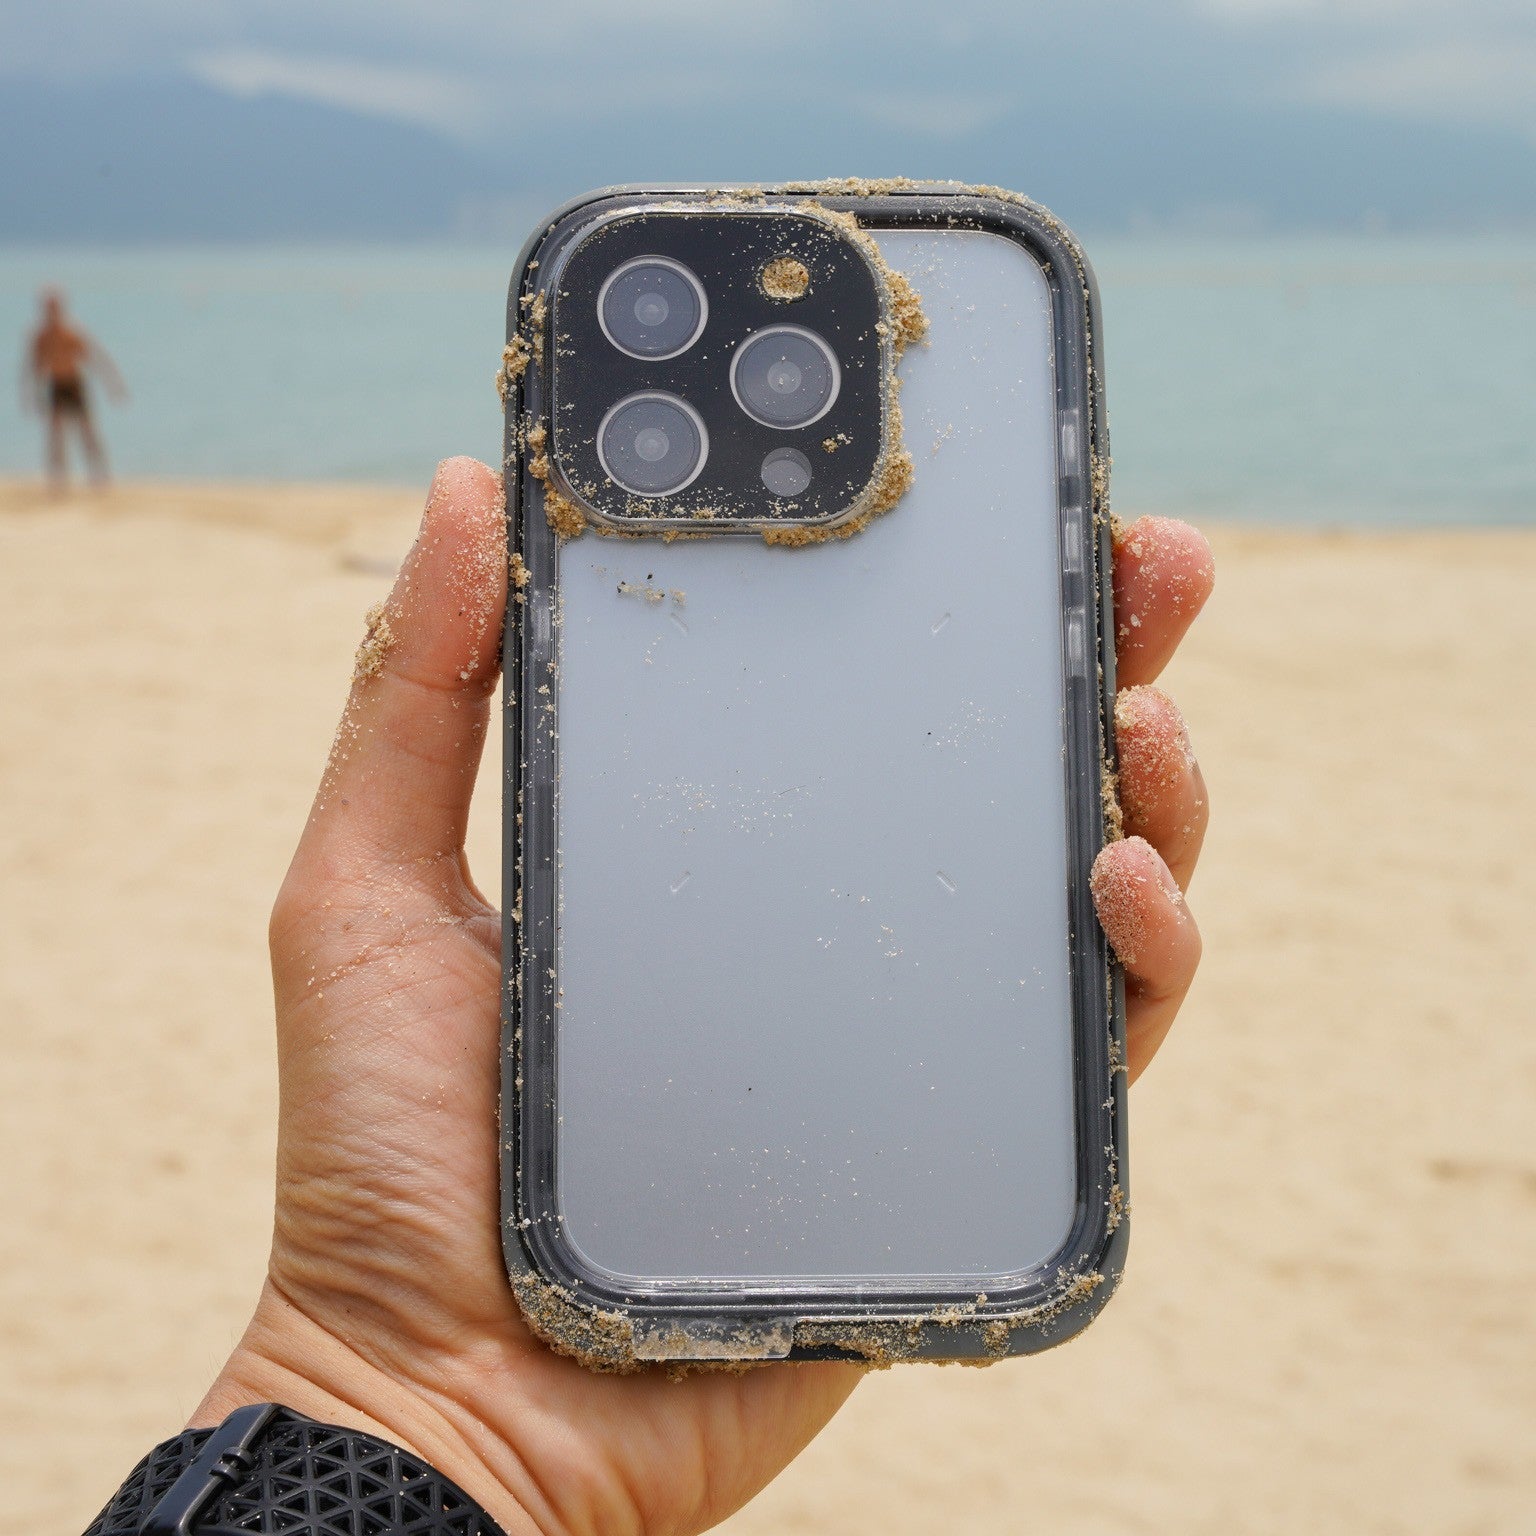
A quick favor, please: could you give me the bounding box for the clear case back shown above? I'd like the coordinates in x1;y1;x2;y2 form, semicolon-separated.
502;187;1123;1366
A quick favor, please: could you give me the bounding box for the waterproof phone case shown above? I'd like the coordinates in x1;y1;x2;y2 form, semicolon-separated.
500;184;1124;1367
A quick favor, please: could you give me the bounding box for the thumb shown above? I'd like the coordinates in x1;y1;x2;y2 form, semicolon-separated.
293;456;507;887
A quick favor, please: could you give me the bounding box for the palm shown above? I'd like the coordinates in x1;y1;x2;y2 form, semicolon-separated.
201;460;1211;1536
269;840;858;1536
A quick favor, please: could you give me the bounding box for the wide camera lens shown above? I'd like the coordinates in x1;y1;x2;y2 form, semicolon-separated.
598;256;708;359
598;392;708;497
731;325;841;429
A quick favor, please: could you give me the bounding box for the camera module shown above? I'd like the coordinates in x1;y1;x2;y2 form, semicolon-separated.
730;325;841;429
598;256;708;359
597;391;709;497
548;208;887;528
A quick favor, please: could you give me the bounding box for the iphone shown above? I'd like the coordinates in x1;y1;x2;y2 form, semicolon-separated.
500;183;1124;1366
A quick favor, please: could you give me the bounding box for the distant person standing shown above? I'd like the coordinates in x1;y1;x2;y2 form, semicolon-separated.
22;288;127;492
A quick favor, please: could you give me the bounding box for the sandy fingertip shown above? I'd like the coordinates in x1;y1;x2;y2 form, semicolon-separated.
1114;515;1216;617
1089;835;1181;968
1115;686;1196;793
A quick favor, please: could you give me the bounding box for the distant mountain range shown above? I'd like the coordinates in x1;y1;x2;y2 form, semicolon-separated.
4;74;1534;241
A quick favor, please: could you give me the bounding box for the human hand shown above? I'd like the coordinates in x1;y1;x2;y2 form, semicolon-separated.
1092;515;1215;1079
193;460;1211;1535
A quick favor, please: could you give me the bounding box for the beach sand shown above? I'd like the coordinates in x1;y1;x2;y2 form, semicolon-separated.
1;479;1532;1534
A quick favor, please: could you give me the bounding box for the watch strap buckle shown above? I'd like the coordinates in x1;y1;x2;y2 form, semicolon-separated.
139;1403;279;1535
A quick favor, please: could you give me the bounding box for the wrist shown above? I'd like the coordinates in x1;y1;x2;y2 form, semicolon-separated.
195;1283;540;1536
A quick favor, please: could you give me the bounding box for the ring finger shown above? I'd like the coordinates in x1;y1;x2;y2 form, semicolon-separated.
1113;684;1209;892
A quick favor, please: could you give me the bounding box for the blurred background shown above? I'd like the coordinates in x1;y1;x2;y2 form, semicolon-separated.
2;3;1533;1533
3;0;1535;515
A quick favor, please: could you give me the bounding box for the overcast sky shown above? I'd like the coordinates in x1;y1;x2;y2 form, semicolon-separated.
3;0;1535;238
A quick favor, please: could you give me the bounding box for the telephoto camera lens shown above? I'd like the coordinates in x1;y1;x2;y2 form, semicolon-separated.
598;392;709;497
731;325;841;429
598;256;708;359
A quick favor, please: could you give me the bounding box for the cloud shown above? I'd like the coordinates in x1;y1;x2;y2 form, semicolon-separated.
848;90;1019;143
1303;40;1536;140
188;47;490;140
1190;0;1528;17
1180;0;1536;143
8;0;1536;207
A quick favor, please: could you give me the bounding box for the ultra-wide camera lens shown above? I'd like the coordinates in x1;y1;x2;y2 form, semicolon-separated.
598;392;708;497
598;256;708;359
731;325;841;429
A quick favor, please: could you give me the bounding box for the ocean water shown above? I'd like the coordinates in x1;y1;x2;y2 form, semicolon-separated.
2;237;1533;523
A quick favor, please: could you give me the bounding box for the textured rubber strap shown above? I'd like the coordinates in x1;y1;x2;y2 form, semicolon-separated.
83;1405;508;1536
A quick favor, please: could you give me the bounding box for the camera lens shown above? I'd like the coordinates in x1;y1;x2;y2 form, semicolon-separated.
597;392;708;497
598;256;707;359
760;447;812;498
731;325;841;429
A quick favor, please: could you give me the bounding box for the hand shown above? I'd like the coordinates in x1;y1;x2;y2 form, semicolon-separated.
1092;515;1215;1078
194;460;1212;1536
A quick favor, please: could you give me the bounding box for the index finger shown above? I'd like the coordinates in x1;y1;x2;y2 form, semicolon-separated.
1112;516;1215;687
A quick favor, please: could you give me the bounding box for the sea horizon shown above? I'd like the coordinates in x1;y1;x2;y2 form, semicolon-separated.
4;233;1534;526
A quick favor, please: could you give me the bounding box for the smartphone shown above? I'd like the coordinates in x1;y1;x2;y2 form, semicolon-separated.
500;183;1124;1367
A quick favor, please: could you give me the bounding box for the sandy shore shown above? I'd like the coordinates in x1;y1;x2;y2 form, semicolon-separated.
2;479;1532;1533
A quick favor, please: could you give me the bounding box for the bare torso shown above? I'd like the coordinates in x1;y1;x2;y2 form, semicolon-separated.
32;321;90;386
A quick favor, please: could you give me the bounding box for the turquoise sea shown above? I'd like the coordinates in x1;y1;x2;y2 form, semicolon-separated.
2;238;1533;523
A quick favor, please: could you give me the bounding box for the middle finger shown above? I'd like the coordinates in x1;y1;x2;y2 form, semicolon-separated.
1114;684;1209;891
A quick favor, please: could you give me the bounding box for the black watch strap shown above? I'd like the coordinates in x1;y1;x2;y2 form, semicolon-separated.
84;1403;508;1536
